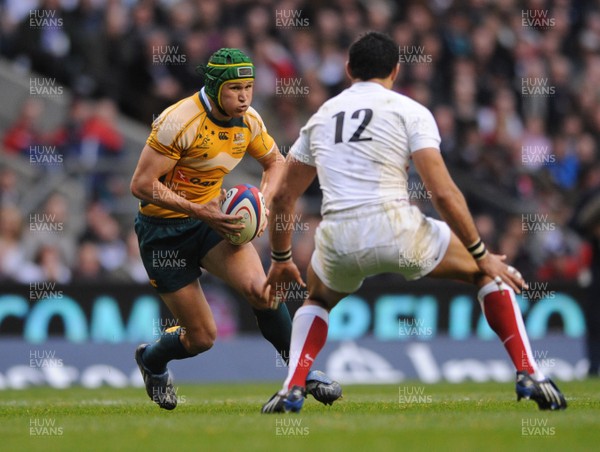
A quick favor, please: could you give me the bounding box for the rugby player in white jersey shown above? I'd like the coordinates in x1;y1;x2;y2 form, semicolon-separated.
261;32;567;413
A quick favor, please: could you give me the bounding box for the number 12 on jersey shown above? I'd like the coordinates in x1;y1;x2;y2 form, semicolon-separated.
332;109;373;143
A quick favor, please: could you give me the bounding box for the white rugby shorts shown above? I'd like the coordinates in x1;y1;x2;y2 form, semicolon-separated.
311;202;451;293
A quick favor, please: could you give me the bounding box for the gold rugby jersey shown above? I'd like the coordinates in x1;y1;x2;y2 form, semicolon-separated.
140;89;275;218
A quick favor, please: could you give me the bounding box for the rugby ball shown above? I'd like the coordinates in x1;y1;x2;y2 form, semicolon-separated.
220;184;267;245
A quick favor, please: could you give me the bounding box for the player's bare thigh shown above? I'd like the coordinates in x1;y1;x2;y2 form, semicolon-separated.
427;232;489;286
160;279;217;354
201;240;270;310
306;263;348;311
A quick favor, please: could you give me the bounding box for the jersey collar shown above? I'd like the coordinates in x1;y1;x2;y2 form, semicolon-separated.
200;87;212;112
350;81;386;91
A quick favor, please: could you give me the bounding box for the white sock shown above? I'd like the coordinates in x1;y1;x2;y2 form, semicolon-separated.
282;305;329;391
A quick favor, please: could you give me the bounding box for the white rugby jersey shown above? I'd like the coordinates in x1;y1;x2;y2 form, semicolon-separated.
290;82;441;215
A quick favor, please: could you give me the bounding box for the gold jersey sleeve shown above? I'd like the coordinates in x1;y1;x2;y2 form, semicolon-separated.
146;97;200;160
245;107;275;160
140;92;275;218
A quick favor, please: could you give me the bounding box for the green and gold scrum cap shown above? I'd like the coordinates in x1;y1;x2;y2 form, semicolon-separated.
201;48;254;115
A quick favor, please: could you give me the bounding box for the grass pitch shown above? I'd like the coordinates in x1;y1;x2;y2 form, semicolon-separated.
1;380;599;452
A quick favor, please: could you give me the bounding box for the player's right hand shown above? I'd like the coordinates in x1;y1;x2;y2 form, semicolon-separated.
476;252;528;294
257;206;269;238
194;190;245;238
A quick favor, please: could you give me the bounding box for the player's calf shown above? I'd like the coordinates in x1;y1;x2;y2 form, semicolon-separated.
179;326;216;355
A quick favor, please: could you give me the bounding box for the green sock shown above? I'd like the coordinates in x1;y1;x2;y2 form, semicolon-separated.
141;327;195;374
253;303;292;365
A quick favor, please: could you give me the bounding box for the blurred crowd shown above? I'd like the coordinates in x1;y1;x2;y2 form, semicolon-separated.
0;0;599;287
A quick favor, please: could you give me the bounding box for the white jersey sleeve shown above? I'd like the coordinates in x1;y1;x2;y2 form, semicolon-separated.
405;107;441;153
289;126;316;166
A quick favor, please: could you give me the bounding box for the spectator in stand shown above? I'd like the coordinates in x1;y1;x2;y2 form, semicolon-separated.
26;244;72;284
81;98;125;202
100;1;130;100
48;97;93;164
0;167;21;208
109;230;148;284
50;98;123;164
451;58;478;123
2;98;45;156
49;97;124;200
170;30;211;94
79;202;127;273
548;135;580;191
12;0;71;84
121;28;184;124
62;0;107;96
23;192;76;269
577;133;598;171
82;98;124;157
72;241;105;282
478;87;523;149
520;116;553;174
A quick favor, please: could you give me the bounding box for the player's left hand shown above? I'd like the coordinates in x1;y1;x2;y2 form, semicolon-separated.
264;260;305;309
476;252;528;294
